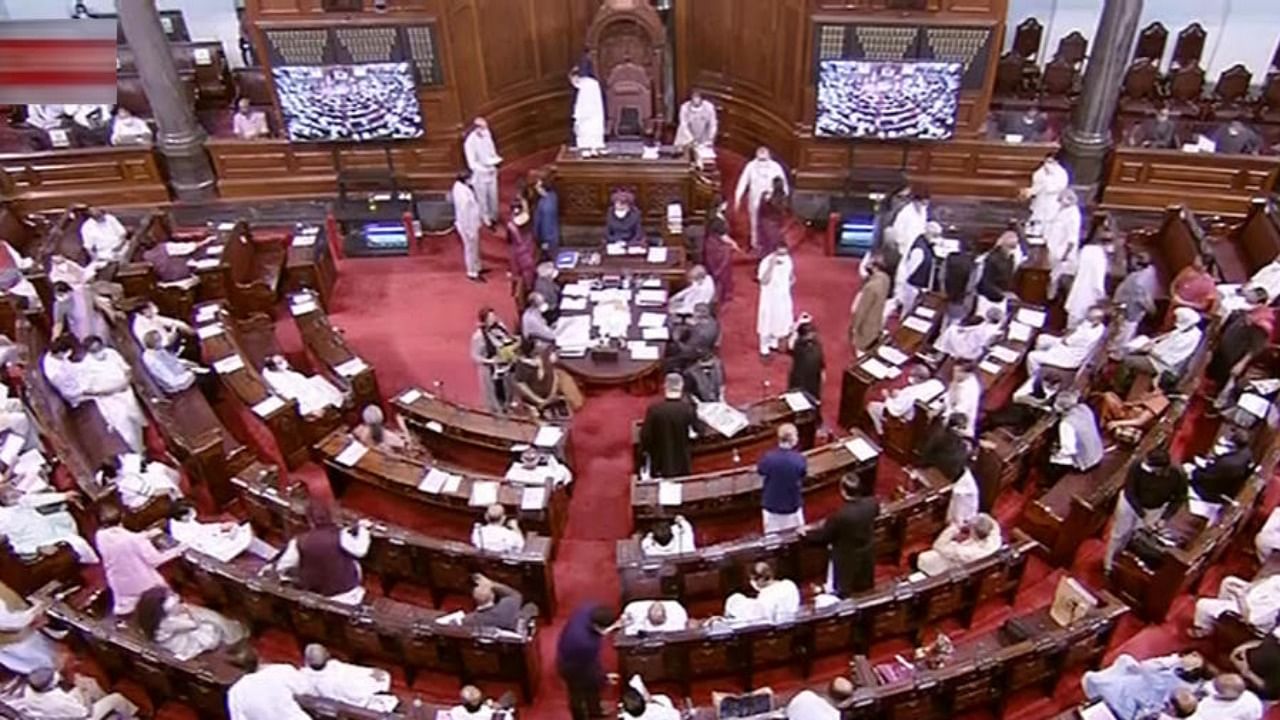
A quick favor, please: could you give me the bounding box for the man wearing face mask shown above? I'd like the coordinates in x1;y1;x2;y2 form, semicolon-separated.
605;191;643;245
532;262;561;321
1064;235;1115;329
463;117;502;226
79;335;148;453
519;292;556;344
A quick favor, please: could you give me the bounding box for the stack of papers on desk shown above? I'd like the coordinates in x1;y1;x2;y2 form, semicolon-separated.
521;486;547;510
212;355;244;374
844;437;879;462
658;481;682;506
979;359;1003;375
989;345;1020;364
640;278;663;289
627;342;660;361
860;357;901;380
1239;392;1271;418
506;463;547;485
593;305;631;338
563;280;592;297
196;324;223;340
335;441;369;466
289;299;318;316
1007;322;1034;343
914;306;937;320
335;357;368;377
1015;308;1047;327
876;345;909;366
606;243;626;256
534;425;564;448
469;481;499;506
646;247;669;264
195;305;220;323
902;316;932;334
399;389;423;405
638;312;667;328
251;395;285;418
696;402;749;438
560;296;589;312
635;289;667;306
642;326;670;341
783;391;813;412
419;467;462;494
555;315;592;350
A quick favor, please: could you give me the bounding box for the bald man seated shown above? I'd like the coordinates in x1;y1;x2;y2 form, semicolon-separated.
621;599;689;635
785;678;855;719
299;643;398;712
462;574;524;631
449;685;516;720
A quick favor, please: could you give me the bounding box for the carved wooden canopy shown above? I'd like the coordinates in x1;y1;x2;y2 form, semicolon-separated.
584;0;668;130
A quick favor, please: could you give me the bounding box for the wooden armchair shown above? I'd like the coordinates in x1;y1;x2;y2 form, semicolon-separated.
1172;22;1207;71
605;61;657;139
1167;63;1206;116
222;221;285;317
1133;21;1168;64
1119;59;1159;113
1211;64;1254;121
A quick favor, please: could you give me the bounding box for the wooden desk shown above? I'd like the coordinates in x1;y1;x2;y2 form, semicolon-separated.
1101;147;1280;217
1206;197;1280;284
233;463;558;616
551;146;711;231
283;229;337;311
619;466;950;604
630;434;878;526
555;246;689;288
0;146;170;213
554;280;669;392
393;388;570;476
288;291;380;412
631;394;820;476
615;532;1038;693
838;294;947;431
315;430;568;541
0;537;78;598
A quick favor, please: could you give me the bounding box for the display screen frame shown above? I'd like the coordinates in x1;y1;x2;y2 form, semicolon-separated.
815;59;963;142
272;61;426;144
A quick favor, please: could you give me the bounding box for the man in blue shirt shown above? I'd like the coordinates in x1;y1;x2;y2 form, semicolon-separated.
533;174;560;259
556;604;620;720
758;423;807;533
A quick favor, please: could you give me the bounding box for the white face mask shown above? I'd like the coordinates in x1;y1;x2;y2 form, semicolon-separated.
540;303;550;313
613;207;627;218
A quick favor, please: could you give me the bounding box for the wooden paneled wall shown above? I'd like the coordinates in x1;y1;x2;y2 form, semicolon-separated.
0;148;170;213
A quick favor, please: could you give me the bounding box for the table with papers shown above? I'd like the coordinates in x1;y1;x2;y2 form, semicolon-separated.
554;275;671;391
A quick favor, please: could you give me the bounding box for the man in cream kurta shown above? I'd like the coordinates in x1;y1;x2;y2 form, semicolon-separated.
463;117;502;226
734;147;788;251
673;90;718;166
1045;189;1082;298
570;69;606;156
262;355;346;418
79;340;148;453
1193;574;1280;634
918;513;1001;575
724;563;801;625
1024;155;1070;224
756;246;795;356
452;174;484;281
301;643;398;712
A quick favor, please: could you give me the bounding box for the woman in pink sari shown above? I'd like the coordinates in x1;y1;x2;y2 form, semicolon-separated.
506;201;537;294
702;217;741;304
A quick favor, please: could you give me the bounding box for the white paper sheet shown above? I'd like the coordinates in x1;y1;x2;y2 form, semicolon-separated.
876;345;909;366
195;305;219;323
251;395;285;417
469;481;499;507
913;306;937;320
979;360;1003;375
216;222;235;231
646;247;669;263
335;357;368;377
783;391;813;412
1007;322;1033;343
696;402;749;438
635;289;668;306
560;296;588;312
902;316;932;334
860;357;898;380
658;481;682;506
1014;308;1047;327
989;345;1020;363
638;312;667;328
289;300;318;316
521;486;547;510
291;234;317;248
1239;392;1271;418
399;388;423;404
606;243;626;256
212;355;244;374
196;324;223;340
642;326;670;341
418;467;456;494
534;425;564;448
425;420;445;433
189;258;220;270
334;441;369;467
628;342;660;361
844;437;879;462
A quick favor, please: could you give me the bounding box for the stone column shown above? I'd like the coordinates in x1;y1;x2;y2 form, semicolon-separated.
1059;0;1143;188
117;0;216;201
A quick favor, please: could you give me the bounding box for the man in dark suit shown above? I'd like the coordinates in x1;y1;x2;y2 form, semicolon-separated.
1191;428;1255;503
664;303;720;373
462;574;524;630
640;374;697;478
804;473;879;596
916;412;971;483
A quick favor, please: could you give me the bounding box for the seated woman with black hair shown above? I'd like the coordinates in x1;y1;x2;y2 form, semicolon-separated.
512;338;568;420
135;586;246;661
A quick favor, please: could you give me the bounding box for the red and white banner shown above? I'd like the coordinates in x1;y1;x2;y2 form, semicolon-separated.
0;19;116;104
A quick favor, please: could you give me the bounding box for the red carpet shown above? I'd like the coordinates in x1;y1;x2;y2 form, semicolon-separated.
128;153;1280;718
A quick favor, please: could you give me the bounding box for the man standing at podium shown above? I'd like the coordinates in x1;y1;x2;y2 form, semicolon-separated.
674;90;718;167
570;68;606;157
463;117;503;227
735;147;788;252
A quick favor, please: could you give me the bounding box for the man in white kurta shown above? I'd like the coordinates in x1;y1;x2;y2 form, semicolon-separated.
890;195;930;260
1256;508;1280;562
1045;189;1082;298
673;91;718;166
262;355;346;418
934;308;1003;361
1247;258;1280;301
0;588;59;674
1064;239;1112;328
1025;155;1070;224
131;301;192;349
756;246;795;356
918;513;1001;576
669;265;716;317
103;453;182;510
621;600;689;634
867;369;944;434
471;504;524;554
734;147;788;250
941;362;982;438
1026;306;1107;377
80;207;129;268
11;667;139;719
946;468;980;526
226;653;311;720
724;563;801;624
80;341;148;453
168;503;276;563
452;176;484;281
109;108;152;146
640;515;696;556
301;643;398;712
569;70;606;156
621;676;682;720
1185;675;1264;720
463;118;502;225
1193;574;1280;634
1121;307;1203;376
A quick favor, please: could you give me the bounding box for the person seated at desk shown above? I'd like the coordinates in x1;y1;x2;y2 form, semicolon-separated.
96;452;183;511
140;233;209;284
640;374;696;478
226;646;311;720
915;413;971;483
8;667;139;719
1082;651;1207;719
449;685;514;720
619;676;682;720
1044;390;1105;484
471;503;525;554
1211;292;1274;410
1110;252;1160;353
682;351;725;404
135;586;246;661
79;206;129;268
462;574;525;631
533;262;560;319
512;339;567;420
274;501;371;605
785;679;855;720
94;504;185;616
353;404;418;457
917;513;1001;576
262;354;347;418
1128;106;1181;149
0;585;60;675
723;561;800;624
999;107;1049;141
1247;257;1280;304
506;446;572;488
866;365;940;435
640;515;695;556
1098;375;1174;444
622;599;688;635
1187;427;1254;505
141;329;205;395
1213;121;1263;155
108;107;152;146
1119;307;1203;377
520;292;556;344
1026;305;1108;377
1170;255;1219;318
300;643;397;711
1233;634;1280;700
665;303;720;373
605;190;644;245
1193;573;1280;637
0;492;98;565
168;500;277;564
232;98;270;140
1181;673;1264;720
669;265;716;318
933;307;1003;361
132;302;193;353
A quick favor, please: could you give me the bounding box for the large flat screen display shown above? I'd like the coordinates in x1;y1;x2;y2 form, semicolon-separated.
272;62;424;143
816;60;962;141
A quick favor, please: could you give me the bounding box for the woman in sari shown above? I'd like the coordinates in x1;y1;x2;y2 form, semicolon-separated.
701;217;741;304
136;586;246;661
470;307;519;413
756;177;790;257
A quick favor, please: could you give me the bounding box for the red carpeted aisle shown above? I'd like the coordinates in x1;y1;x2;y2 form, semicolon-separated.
138;153;1280;718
